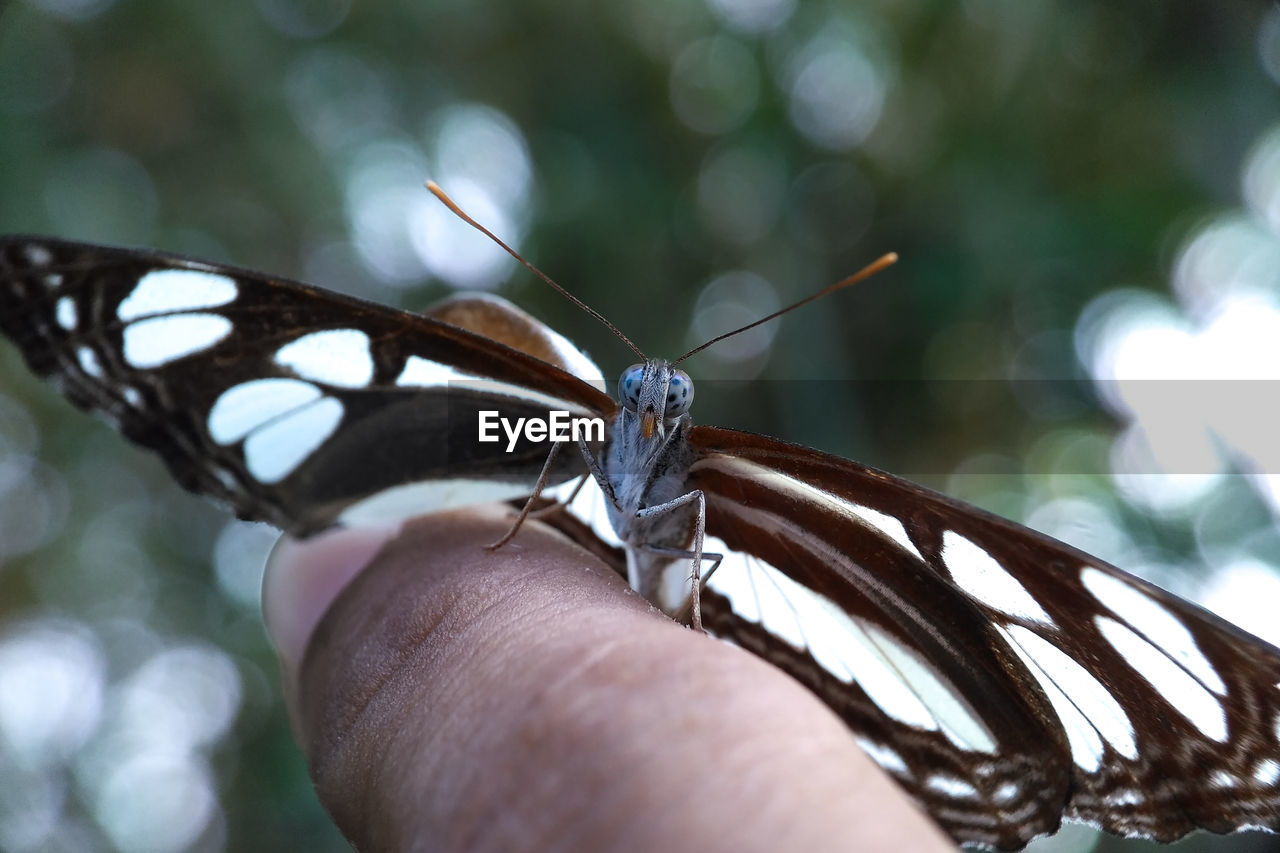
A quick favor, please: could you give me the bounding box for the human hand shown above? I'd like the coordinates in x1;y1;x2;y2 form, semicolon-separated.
263;505;952;852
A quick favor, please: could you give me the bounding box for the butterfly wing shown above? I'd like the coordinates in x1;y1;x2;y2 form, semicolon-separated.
687;425;1280;849
0;237;616;535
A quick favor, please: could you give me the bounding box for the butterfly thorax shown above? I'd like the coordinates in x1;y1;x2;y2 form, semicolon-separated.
600;359;700;614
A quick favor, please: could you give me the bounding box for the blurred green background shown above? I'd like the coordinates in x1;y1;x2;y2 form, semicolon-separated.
2;0;1280;851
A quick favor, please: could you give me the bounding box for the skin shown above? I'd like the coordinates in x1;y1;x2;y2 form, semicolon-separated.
263;504;954;853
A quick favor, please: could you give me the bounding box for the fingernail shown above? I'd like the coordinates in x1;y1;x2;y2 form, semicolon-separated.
262;524;401;674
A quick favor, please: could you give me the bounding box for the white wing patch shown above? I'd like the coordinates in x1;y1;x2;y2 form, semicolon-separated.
996;624;1105;771
121;314;233;367
1210;770;1240;789
996;624;1138;770
55;297;76;330
24;245;52;266
925;774;980;799
242;396;344;484
706;542;997;753
1080;567;1226;695
656;557;695;614
77;346;103;379
398;357;600;419
854;736;909;775
208;378;347;484
208;378;323;445
396;355;479;387
335;461;612;535
116;269;238;321
275;329;375;388
338;479;536;526
709;457;924;560
1094;615;1227;741
1254;759;1280;786
862;620;998;754
992;782;1019;803
540;323;606;390
845;503;924;562
941;531;1054;626
1106;788;1144;807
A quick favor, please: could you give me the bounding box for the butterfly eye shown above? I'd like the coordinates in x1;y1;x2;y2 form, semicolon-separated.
618;364;645;410
664;370;694;417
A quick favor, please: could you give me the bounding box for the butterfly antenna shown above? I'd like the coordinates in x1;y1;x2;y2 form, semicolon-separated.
672;252;898;365
426;181;646;359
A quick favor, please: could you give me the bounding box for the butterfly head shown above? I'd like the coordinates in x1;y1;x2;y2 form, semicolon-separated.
618;360;694;439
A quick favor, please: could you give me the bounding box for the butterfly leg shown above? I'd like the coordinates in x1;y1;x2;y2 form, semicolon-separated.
635;542;723;629
577;433;620;507
528;472;589;521
486;440;565;550
634;489;708;631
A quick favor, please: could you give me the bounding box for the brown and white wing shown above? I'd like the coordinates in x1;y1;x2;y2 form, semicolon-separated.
687;425;1280;850
0;236;617;536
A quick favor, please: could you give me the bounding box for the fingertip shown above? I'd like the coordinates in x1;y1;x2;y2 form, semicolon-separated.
262;522;402;675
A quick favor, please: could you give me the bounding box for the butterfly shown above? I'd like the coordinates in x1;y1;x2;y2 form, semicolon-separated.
1;231;1279;851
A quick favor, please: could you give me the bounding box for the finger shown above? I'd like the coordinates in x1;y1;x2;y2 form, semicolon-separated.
268;506;952;853
263;521;402;681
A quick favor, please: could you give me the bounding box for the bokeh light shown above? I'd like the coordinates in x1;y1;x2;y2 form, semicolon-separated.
688;270;780;376
1023;497;1137;575
1201;560;1280;647
343;139;434;286
781;30;888;150
1171;217;1280;317
408;176;519;290
75;645;240;852
705;0;795;36
669;35;760;135
93;753;219;853
430;104;532;212
0;621;105;770
212;522;277;610
284;48;394;154
1244;125;1280;238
